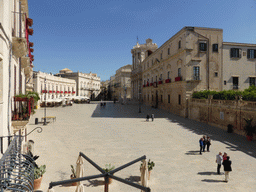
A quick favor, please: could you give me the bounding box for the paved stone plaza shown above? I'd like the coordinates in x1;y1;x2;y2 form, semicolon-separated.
27;102;256;192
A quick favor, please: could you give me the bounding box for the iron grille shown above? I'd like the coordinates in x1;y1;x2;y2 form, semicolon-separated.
0;136;34;192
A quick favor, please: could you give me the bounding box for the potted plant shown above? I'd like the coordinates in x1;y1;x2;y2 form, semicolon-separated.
34;165;46;190
244;118;256;141
140;159;155;180
70;165;77;186
24;151;46;190
102;164;115;184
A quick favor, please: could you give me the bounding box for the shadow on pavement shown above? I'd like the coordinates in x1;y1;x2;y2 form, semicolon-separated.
185;150;201;155
91;102;256;160
201;179;225;183
125;176;141;183
83;179;105;187
198;172;218;175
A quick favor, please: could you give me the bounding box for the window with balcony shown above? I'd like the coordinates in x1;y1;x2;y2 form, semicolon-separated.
250;77;256;86
178;68;181;77
230;48;241;58
212;44;218;52
193;66;200;80
232;77;239;89
247;49;256;59
199;42;207;51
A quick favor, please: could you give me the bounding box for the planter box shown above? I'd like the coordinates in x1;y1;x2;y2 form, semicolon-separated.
150;83;153;86
165;79;171;83
175;77;182;81
158;81;162;84
12;120;29;127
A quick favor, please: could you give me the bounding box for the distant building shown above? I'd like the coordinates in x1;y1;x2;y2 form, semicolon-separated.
131;39;158;100
100;80;110;100
113;64;132;101
132;26;256;117
109;75;116;100
222;42;256;90
56;68;101;100
33;71;76;106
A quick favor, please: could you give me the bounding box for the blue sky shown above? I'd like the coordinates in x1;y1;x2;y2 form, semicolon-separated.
29;0;256;81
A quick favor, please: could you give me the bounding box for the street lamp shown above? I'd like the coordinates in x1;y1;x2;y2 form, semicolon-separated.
43;77;47;125
138;86;141;113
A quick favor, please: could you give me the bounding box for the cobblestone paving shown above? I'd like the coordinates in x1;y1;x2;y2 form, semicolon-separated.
27;101;256;192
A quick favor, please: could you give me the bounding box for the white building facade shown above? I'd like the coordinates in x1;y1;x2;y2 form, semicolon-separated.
33;71;76;105
0;0;34;153
56;68;101;100
223;42;256;90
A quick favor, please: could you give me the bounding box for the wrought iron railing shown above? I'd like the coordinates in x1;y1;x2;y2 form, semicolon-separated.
0;136;34;191
0;127;43;192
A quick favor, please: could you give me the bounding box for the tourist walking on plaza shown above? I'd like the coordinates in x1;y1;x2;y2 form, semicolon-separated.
199;138;204;155
216;152;223;174
222;156;232;182
203;135;207;152
206;136;211;152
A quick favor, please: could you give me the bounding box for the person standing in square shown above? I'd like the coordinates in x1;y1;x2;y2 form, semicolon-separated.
216;152;223;174
223;156;232;182
206;136;211;152
199;138;204;155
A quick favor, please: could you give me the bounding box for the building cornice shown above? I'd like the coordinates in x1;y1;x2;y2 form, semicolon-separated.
223;42;256;47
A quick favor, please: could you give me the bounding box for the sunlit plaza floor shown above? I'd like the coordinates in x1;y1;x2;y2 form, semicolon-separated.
27;101;256;192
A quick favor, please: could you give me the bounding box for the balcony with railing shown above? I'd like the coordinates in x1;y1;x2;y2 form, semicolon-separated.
232;84;239;90
0;136;34;191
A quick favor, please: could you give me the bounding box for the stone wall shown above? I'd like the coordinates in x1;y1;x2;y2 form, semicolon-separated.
188;98;256;136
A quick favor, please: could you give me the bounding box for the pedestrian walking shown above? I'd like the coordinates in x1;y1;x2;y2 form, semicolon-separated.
151;114;154;121
216;152;223;174
222;156;232;182
203;135;206;152
199;138;204;155
206;136;211;152
146;114;150;121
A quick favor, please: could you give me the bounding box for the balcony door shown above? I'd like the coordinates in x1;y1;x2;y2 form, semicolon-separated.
232;77;239;89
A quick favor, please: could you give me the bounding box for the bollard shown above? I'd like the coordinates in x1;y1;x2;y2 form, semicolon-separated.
35;118;38;125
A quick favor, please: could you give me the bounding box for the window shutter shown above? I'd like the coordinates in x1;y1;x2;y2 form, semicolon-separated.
247;49;250;59
230;48;233;58
254;50;256;58
239;49;242;58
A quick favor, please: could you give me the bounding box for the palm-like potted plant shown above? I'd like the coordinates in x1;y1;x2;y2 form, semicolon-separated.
140;159;155;180
70;165;77;186
244;118;256;141
102;164;115;184
23;151;46;190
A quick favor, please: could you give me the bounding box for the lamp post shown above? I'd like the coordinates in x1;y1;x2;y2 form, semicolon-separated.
138;84;141;113
43;77;47;125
